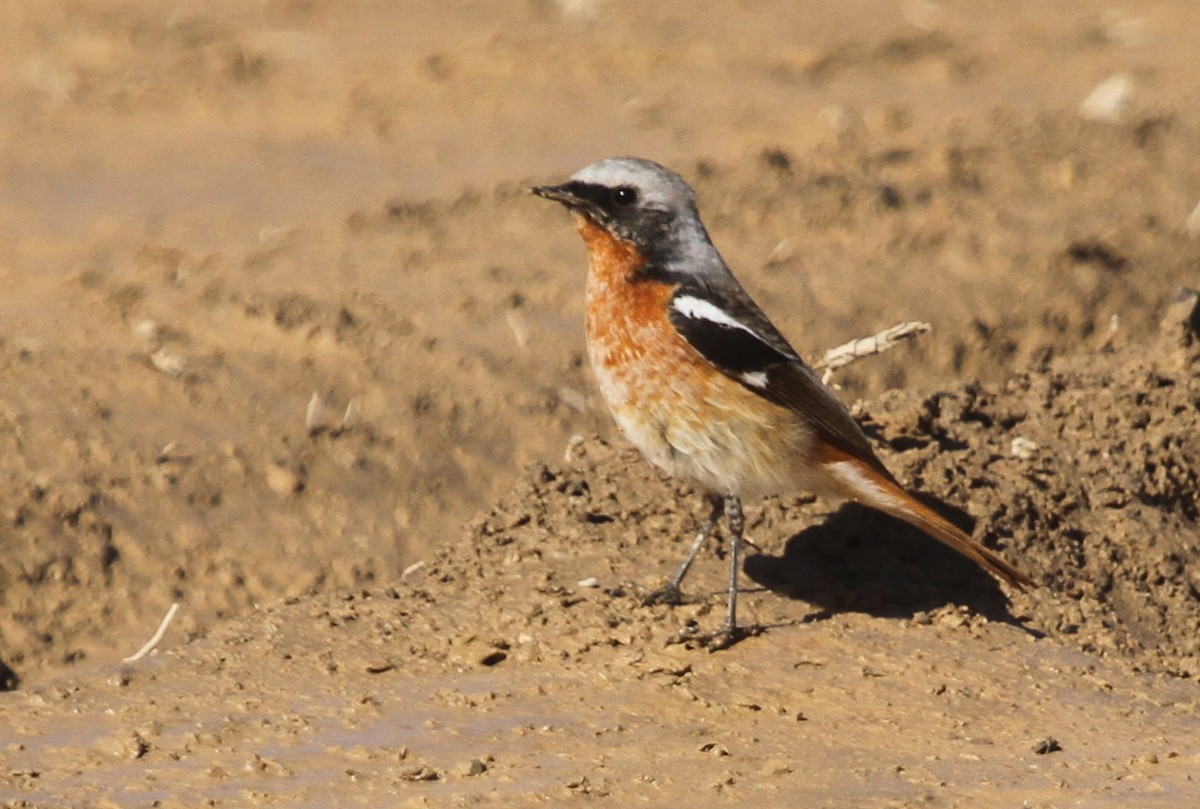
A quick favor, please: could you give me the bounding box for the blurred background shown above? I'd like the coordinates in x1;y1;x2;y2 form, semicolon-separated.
1;0;1198;684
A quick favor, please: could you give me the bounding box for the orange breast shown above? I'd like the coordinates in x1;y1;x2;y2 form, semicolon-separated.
576;216;709;404
574;214;815;497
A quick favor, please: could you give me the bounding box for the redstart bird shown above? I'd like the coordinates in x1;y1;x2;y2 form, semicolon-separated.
534;157;1035;646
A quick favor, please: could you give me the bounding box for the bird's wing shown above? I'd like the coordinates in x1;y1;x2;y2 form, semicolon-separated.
668;280;893;478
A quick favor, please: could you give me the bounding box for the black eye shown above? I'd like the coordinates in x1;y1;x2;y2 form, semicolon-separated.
611;186;638;207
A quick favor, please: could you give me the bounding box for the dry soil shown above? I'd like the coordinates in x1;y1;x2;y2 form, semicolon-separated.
2;1;1200;806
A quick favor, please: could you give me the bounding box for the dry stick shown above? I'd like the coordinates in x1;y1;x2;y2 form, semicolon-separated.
814;321;931;384
305;391;324;434
123;602;180;664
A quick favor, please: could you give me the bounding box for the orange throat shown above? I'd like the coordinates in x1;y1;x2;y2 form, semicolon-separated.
574;214;644;283
576;214;674;355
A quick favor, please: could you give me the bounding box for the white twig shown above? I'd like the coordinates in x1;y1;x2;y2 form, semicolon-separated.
505;309;530;348
305;391;324;434
123;602;180;663
815;321;931;384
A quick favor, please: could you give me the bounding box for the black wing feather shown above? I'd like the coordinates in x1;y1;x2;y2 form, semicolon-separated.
670;310;793;375
669;283;891;477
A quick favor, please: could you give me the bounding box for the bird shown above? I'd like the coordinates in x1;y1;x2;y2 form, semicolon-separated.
533;157;1035;647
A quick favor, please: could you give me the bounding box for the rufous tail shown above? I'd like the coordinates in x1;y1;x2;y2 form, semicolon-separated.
827;456;1036;591
877;483;1035;591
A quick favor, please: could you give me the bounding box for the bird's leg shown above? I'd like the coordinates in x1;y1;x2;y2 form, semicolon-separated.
670;492;726;593
680;495;749;651
643;493;724;606
723;495;744;635
704;494;745;649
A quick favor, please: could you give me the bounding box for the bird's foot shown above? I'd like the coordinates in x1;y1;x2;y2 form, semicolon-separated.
641;583;690;607
666;621;761;651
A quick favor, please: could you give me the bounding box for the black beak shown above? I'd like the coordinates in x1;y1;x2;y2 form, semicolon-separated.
531;183;581;207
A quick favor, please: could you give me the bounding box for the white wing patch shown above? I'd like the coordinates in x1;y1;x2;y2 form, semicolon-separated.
672;295;761;337
740;370;769;388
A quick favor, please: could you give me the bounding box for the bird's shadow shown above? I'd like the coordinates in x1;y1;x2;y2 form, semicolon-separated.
743;499;1036;634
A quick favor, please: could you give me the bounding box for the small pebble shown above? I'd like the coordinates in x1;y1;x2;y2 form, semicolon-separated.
265;464;303;495
149;349;186;376
1010;437;1039;460
1033;737;1062;755
132;319;162;344
1079;74;1134;123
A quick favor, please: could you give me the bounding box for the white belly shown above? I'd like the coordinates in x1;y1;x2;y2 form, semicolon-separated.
588;341;822;499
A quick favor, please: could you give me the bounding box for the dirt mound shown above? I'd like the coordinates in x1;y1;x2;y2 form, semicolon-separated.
4;301;1199;807
455;294;1200;678
858;292;1200;675
4;0;1200;803
5;113;1200;685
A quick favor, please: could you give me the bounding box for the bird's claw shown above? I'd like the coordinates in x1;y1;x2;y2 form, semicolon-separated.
665;622;759;651
642;584;688;607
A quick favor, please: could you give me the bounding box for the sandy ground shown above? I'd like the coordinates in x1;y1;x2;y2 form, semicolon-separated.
2;0;1200;805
